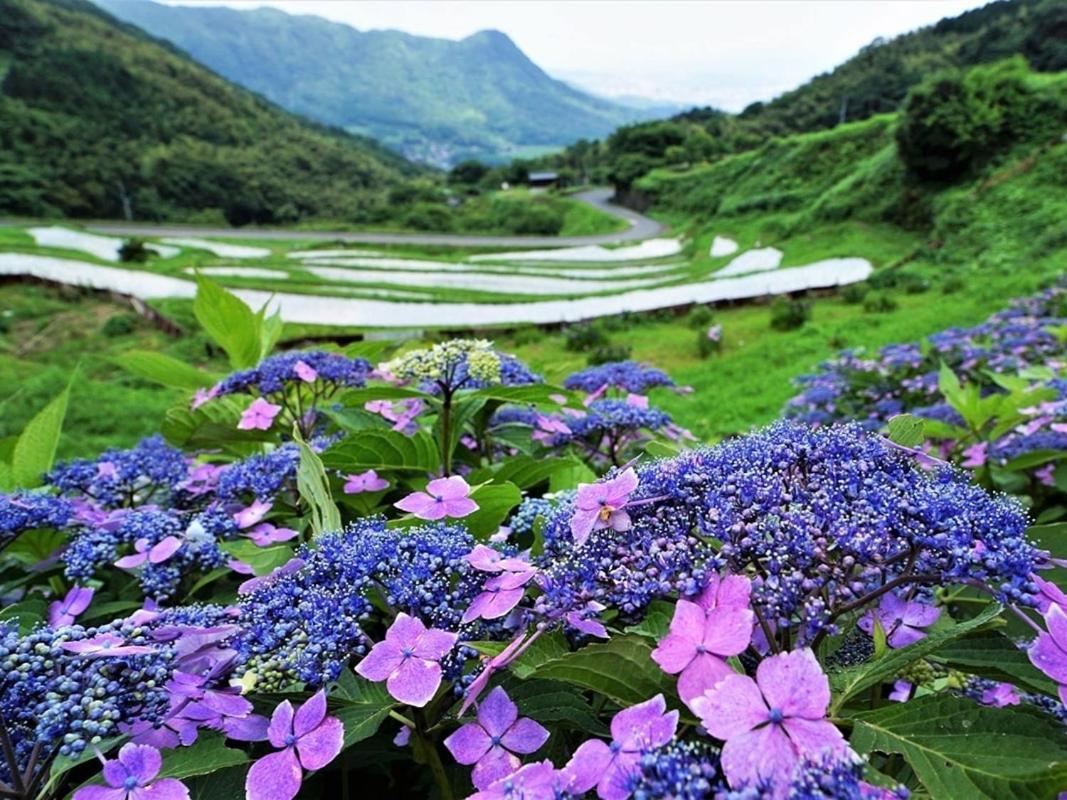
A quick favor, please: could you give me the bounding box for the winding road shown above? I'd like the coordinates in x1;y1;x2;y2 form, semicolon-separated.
67;188;664;248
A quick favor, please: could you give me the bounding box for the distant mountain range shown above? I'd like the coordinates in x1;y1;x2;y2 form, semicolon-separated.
0;0;419;223
94;0;673;167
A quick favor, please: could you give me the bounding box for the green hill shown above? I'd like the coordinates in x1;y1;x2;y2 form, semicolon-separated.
93;0;665;166
0;0;421;224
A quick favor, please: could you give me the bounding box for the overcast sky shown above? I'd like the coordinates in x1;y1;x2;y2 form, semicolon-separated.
164;0;988;109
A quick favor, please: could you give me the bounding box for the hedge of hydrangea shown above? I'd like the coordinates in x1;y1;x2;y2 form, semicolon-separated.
2;284;1067;800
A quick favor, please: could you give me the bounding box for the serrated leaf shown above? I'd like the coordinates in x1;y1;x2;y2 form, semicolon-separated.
219;540;294;576
4;527;66;565
850;695;1067;799
157;733;249;780
530;635;676;707
625;599;675;640
548;459;596;493
114;350;217;391
930;630;1057;695
0;599;47;633
489;457;585;491
886;414;926;448
501;678;608;735
464;385;575;406
12;381;70;488
193;276;262;369
333;675;396;748
322;430;440;473
295;431;342;536
830;604;1000;714
462;482;522;539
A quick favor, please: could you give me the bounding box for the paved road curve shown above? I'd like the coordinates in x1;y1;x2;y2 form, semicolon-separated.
54;188;663;248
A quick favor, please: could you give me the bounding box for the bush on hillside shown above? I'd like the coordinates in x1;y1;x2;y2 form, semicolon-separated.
563;322;608;352
118;238;150;263
769;297;810;331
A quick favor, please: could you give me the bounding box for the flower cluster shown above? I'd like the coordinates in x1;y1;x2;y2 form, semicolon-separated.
387;339;541;395
209;350;373;400
48;435;189;509
563;361;675;396
236;518;487;688
0;491;72;546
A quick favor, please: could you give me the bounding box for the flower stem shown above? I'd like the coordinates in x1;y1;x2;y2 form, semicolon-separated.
414;710;453;800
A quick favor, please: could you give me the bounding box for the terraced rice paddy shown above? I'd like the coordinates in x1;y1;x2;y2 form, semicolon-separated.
0;225;872;328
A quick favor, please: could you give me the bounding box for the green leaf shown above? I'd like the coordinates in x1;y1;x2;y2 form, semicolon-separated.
321;430;440;473
549;458;596;493
12;381;71;488
930;630;1057;695
333;675;396;748
0;435;17;491
48;735;126;796
157;733;249;781
886;414;926;448
219;540;294;576
850;695;1067;799
0;599;47;633
530;634;677;707
644;440;681;458
501;678;608;735
461;482;522;539
295;431;342;537
1003;449;1067;472
185;765;249;800
114;350;217;390
488;456;585;491
256;302;284;360
193;276;262;369
4;527;66;566
334;386;434;406
830;604;1000;714
624;599;675;640
464;385;576;406
161;397;271;452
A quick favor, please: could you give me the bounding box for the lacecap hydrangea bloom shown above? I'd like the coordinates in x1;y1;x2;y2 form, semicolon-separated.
386;339;541;395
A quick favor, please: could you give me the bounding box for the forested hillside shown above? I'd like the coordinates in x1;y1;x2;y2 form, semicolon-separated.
94;0;665;166
0;0;420;224
534;0;1067;188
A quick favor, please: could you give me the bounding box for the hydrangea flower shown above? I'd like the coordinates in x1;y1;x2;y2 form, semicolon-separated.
73;743;189;800
1028;604;1067;703
651;577;753;706
564;694;679;800
395;476;478;520
115;536;183;570
858;593;941;648
387;339;540;396
244;523;298;547
245;691;343;800
355;613;459;706
564;361;674;395
48;586;95;627
344;469;389;494
692;649;849;788
469;760;564;800
571;467;638;545
445;686;549;790
238;398;282;431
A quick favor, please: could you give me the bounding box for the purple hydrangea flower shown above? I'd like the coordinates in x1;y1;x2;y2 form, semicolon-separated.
445;687;549;790
858;593;940;648
245;691;343;800
48;585;94;627
343;469;390;494
355;613;458;707
73;743;189;800
395;476;478;521
570;467;638;545
238;398;282;431
468;760;563;800
60;633;155;659
651;576;753;707
563;694;678;800
1029;604;1067;704
691;648;849;788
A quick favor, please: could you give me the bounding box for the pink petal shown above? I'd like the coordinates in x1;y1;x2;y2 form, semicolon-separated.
782;717;849;760
412;628;458;661
720;722;798;787
472;748;520;791
561;739;612;795
267;700;295;749
293;691;327;737
756;648;830;720
148;536;183;564
677;654;735;707
115;552;148;570
599;752;642;800
387;658;442;707
444;723;492;765
650;631;697;676
500;717;549;755
138;778;188;800
387;614;429;649
690;673;767;740
354;641;404;682
425;475;470;500
295;715;343;771
73;788;126;800
245;748;302;800
701;606;754;657
443;497;479;518
477;687;518;738
610;694;677;751
117;742;161;783
394;492;439;519
569;509;599;545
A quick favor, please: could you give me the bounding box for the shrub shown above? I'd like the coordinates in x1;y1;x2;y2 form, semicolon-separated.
563;322;607;352
101;313;137;336
941;275;966;294
587;344;632;365
698;324;723;358
118;238;150;263
863;292;900;313
769;297;810;331
686;305;714;329
840;283;869;304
